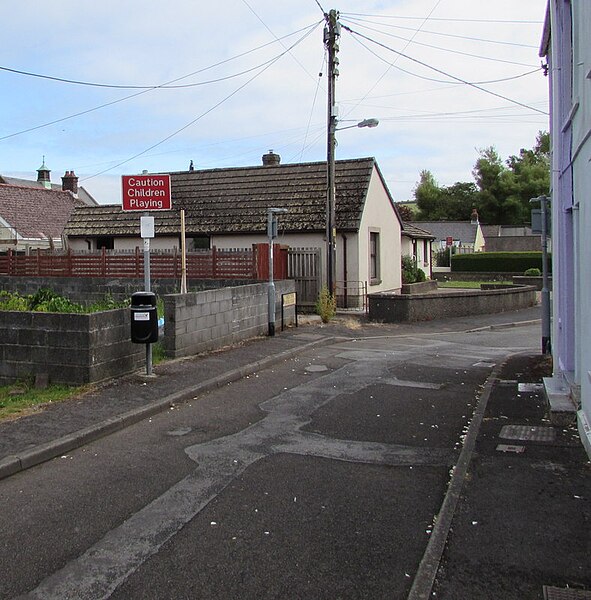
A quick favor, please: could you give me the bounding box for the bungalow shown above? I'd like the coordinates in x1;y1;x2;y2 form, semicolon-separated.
0;184;86;252
0;159;98;207
415;217;485;253
401;222;435;279
65;154;404;304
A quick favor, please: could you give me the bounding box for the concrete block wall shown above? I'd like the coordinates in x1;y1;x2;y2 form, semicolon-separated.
0;276;253;305
163;281;296;358
0;308;143;385
369;286;537;323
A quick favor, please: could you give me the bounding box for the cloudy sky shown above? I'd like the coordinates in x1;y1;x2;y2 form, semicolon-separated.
0;0;548;206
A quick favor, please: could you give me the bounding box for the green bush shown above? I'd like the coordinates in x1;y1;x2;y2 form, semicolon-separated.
402;255;427;284
524;268;541;276
315;286;336;323
0;288;129;313
451;252;551;273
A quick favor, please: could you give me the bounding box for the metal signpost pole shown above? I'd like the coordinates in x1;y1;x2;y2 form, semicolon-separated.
141;215;154;375
267;208;288;336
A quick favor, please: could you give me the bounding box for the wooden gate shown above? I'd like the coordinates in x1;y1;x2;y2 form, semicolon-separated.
287;248;321;310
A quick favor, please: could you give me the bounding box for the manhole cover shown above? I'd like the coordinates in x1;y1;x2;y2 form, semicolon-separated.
543;586;591;599
305;364;329;373
496;444;525;453
500;425;556;442
518;382;544;393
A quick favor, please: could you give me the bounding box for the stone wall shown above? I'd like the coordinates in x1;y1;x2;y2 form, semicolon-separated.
0;309;143;385
0;276;253;304
163;281;296;358
369;285;537;323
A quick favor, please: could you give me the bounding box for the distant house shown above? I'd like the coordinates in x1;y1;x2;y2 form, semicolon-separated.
0;184;85;252
415;218;485;253
65;154;404;301
540;0;591;457
0;160;98;207
401;222;435;279
481;224;543;252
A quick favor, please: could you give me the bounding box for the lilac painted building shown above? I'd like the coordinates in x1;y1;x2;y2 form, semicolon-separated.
540;0;591;457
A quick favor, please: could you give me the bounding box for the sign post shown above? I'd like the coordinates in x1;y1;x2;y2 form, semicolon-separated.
122;174;172;375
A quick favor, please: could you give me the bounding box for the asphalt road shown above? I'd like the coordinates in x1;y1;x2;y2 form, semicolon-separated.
0;324;539;600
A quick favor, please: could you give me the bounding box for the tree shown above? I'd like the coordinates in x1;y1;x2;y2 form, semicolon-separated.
414;170;442;219
395;203;415;221
414;171;477;221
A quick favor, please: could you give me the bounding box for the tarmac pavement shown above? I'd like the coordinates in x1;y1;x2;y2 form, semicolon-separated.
0;305;589;599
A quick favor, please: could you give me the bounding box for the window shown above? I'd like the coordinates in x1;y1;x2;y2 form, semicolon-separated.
369;230;380;284
96;236;114;250
423;239;429;266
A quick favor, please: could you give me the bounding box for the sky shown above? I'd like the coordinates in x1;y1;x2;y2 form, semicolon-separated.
0;0;549;206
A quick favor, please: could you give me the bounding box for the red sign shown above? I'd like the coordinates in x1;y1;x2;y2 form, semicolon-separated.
122;174;172;211
446;236;453;247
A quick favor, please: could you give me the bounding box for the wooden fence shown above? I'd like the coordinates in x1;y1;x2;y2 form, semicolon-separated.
0;247;266;280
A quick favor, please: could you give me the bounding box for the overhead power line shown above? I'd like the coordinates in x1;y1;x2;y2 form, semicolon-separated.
341;13;543;24
342;15;539;49
82;23;320;181
0;23;322;142
340;18;538;67
341;24;548;116
0;24;319;90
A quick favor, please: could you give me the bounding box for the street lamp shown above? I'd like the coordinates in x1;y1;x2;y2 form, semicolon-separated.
267;207;288;337
530;194;551;354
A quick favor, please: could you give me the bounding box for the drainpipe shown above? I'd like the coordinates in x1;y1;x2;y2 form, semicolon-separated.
342;233;348;308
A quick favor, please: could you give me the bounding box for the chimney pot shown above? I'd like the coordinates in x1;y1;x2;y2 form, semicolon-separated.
62;170;79;194
262;150;281;166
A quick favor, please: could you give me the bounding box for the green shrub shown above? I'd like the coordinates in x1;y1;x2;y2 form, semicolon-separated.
0;288;128;313
0;291;28;311
524;268;541;276
451;251;551;273
315;286;336;323
402;255;427;284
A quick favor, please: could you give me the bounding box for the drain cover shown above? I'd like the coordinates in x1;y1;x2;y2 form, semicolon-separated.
518;382;544;393
496;444;525;453
543;586;591;599
500;425;556;442
305;364;329;373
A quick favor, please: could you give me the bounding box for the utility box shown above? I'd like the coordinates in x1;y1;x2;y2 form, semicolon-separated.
130;291;158;344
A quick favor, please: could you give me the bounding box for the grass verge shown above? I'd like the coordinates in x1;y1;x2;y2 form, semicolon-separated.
0;381;84;422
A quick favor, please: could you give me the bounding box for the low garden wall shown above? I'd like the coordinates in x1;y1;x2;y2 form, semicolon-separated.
0;280;297;385
369;285;537;323
0;276;253;304
0;308;143;386
162;281;296;358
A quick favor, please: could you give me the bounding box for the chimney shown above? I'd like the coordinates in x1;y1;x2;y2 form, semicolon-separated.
262;150;280;166
62;170;79;194
470;208;479;224
189;160;194;171
37;157;51;189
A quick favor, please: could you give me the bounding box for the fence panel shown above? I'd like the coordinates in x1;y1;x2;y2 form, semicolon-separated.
288;248;321;307
0;248;257;280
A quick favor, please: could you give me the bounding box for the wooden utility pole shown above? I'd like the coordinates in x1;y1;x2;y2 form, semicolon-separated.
325;9;340;296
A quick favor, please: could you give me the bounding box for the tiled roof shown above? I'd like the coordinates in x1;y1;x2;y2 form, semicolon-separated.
413;221;480;244
0;175;98;206
64;158;388;238
0;184;84;239
402;222;435;239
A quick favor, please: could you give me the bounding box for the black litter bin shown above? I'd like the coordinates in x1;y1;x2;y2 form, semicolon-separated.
130;291;158;344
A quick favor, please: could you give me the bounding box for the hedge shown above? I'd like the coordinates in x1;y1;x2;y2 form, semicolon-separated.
451;251;552;273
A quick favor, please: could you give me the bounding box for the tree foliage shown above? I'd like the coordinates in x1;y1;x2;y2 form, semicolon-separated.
413;131;550;225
